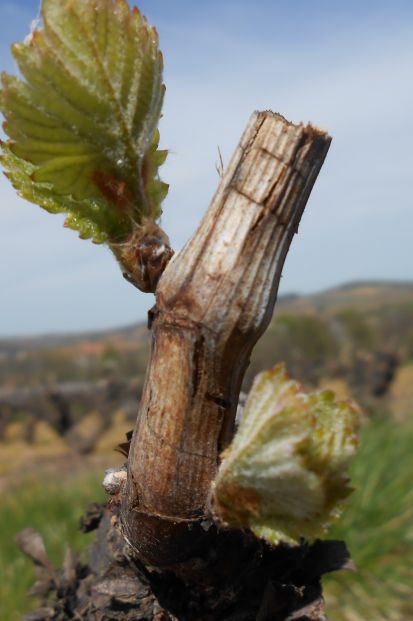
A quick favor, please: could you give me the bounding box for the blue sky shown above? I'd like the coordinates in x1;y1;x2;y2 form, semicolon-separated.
1;0;412;336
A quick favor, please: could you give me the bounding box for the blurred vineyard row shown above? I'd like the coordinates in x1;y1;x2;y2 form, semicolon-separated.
1;282;413;462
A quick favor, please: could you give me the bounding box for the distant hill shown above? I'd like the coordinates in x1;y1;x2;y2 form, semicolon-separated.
1;280;413;357
1;280;412;427
0;323;149;356
274;280;413;316
1;280;413;393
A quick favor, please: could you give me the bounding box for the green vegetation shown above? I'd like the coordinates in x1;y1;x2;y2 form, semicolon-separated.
2;418;412;621
325;418;413;620
1;471;104;621
0;0;167;245
214;364;359;545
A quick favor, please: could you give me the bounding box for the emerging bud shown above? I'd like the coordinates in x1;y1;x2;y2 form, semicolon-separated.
212;364;360;545
111;221;174;292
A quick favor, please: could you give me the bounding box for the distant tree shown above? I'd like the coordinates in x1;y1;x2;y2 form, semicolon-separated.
334;308;376;352
249;314;339;387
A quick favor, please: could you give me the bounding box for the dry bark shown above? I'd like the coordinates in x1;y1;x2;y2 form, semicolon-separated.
121;111;332;567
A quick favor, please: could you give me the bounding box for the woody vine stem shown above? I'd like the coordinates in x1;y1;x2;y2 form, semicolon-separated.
120;111;332;566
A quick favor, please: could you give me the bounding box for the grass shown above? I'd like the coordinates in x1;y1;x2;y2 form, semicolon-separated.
1;418;412;621
325;417;413;620
1;470;105;621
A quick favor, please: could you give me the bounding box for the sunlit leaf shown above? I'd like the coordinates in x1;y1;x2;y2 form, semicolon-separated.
0;0;167;245
212;364;360;545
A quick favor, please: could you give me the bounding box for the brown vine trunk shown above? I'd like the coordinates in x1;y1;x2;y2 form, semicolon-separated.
20;112;353;621
121;111;331;566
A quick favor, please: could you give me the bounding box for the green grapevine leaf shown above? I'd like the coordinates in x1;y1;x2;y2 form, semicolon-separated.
0;0;168;244
213;364;360;545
